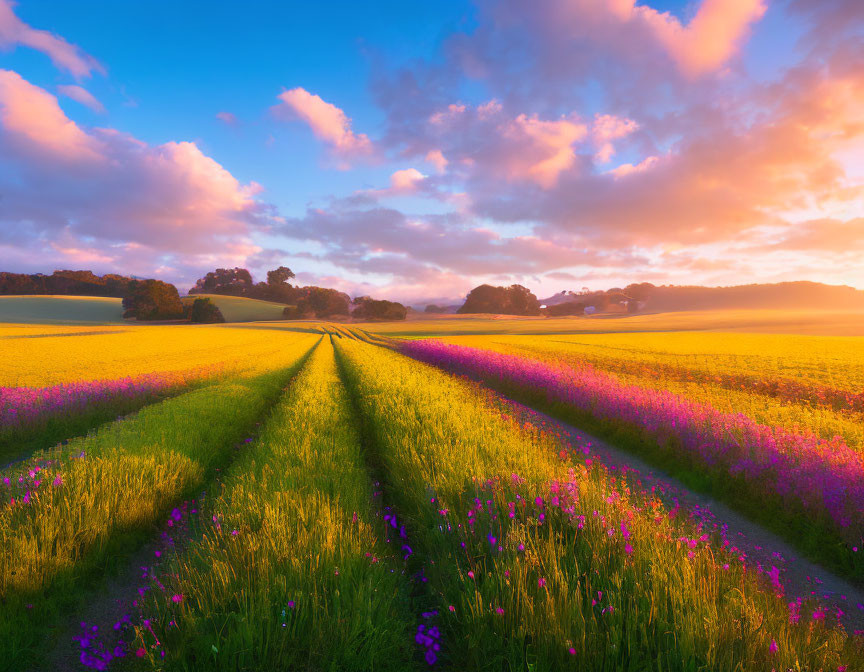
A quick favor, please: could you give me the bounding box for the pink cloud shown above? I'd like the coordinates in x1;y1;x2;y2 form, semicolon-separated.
0;0;103;78
57;84;105;113
424;101;590;189
389;168;425;192
273;87;372;159
592;113;638;163
0;70;102;161
0;70;269;287
618;0;768;77
500;113;588;187
215;111;238;125
425;149;448;173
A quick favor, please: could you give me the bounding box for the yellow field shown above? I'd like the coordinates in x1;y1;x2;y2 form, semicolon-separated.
0;324;325;387
367;308;864;337
430;330;864;452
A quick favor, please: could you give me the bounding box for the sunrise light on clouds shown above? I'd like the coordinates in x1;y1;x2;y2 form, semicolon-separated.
0;0;861;303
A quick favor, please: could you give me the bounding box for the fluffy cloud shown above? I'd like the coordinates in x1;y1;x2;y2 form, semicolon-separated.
608;0;768;77
273;87;372;161
0;0;103;77
277;203;646;281
0;70;268;287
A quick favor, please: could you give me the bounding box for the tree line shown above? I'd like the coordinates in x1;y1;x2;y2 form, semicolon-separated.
0;266;410;322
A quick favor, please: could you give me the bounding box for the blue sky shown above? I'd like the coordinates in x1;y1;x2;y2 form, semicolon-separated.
0;0;861;303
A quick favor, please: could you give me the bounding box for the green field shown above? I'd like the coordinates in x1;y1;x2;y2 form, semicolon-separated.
0;296;126;325
182;294;291;322
0;294;293;325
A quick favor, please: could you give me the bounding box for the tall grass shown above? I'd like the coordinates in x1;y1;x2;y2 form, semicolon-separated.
0;334;318;671
136;337;415;670
336;339;861;671
400;338;864;582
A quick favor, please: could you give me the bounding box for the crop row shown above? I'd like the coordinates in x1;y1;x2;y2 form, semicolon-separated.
399;339;864;581
134;337;415;670
0;332;319;671
334;340;860;670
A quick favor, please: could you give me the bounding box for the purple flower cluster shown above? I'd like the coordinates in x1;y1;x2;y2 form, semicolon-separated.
0;367;218;432
400;340;864;546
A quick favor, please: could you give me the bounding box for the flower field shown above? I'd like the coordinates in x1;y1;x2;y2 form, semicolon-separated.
1;320;863;671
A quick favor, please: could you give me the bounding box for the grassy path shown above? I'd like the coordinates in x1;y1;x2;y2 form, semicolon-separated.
133;337;416;671
0;334;318;671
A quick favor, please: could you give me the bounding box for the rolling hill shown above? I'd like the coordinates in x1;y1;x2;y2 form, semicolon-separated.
0;296;126;325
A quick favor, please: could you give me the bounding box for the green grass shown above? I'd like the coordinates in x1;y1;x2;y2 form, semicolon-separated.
136;337;415;671
333;339;861;671
0;296;125;325
183;294;291;323
0;335;318;671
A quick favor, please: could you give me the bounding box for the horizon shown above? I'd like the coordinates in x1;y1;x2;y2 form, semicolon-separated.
0;0;862;304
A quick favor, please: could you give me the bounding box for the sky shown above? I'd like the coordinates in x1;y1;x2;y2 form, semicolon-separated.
0;0;861;304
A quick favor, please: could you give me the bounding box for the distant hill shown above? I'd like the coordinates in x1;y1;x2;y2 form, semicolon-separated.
0;294;292;325
0;296;125;324
543;282;864;313
182;294;290;322
633;282;864;312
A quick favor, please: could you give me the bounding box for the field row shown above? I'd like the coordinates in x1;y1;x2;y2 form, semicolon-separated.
3;331;862;670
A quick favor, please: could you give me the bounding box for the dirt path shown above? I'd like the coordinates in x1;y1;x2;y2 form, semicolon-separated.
493;394;864;630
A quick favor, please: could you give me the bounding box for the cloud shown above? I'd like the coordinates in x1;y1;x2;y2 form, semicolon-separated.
389;168;425;192
277;202;645;280
592;113;639;163
425;149;448;173
765;218;864;252
215;111;238;125
57;84;104;113
0;0;103;78
0;70;102;161
618;0;768;77
272;87;372;161
420;101;592;189
0;70;270;288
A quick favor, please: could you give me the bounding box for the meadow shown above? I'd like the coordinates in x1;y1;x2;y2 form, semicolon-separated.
1;312;862;671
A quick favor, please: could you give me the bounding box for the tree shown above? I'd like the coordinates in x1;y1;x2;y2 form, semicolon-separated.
189;268;253;296
352;297;407;321
545;300;585;316
188;297;225;323
267;266;295;287
458;284;540;315
294;286;350;317
505;284;541;315
122;280;184;320
0;270;135;297
457;284;508;314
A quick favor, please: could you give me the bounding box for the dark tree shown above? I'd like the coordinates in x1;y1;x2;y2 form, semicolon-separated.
189;268;253;296
188;297;225;323
267;266;295;286
457;284;508;314
122;280;184;321
294;286;350;317
545;301;585;316
505;284;541;315
458;284;540;315
352;297;407;321
0;270;135;297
